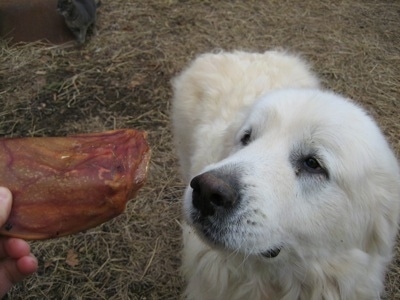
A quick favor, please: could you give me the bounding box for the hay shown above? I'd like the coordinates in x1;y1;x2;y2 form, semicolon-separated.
1;0;399;299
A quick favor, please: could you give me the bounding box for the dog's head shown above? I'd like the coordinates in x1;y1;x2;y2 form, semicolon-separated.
183;89;400;259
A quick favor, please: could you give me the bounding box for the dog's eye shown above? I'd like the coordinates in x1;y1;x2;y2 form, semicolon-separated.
303;157;323;173
240;129;252;146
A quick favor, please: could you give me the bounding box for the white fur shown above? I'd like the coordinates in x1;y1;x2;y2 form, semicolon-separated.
171;50;400;300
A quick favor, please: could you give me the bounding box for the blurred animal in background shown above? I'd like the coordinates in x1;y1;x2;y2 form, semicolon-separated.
57;0;101;44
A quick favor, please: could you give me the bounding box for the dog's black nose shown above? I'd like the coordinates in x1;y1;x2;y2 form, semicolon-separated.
190;171;239;217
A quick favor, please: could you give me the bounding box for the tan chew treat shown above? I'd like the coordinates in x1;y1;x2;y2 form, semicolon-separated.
0;129;151;240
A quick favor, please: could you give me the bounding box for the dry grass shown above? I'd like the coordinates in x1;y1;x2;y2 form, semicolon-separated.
1;0;399;299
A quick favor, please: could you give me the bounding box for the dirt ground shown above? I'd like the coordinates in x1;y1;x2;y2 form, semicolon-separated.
1;0;400;299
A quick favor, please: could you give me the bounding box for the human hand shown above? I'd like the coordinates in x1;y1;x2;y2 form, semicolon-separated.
0;187;38;298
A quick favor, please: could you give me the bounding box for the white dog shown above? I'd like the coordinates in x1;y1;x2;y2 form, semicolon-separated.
171;50;400;300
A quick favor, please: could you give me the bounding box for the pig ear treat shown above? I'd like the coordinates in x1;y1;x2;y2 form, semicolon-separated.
0;129;151;240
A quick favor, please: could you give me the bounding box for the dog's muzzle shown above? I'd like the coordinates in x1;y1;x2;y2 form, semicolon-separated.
189;169;282;258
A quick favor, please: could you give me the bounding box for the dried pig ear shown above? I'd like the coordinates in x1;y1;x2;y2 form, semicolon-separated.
0;129;151;240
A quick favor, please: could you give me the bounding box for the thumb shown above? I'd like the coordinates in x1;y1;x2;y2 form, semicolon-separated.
0;187;12;227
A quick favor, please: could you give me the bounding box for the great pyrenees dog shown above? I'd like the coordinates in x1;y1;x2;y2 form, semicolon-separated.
171;50;400;300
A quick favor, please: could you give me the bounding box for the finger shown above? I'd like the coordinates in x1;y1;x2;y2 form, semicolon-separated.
0;187;12;225
17;254;38;276
4;238;31;259
0;255;38;299
0;238;31;260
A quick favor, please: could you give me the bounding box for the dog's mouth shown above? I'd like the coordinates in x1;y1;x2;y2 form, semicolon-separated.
192;222;283;259
189;208;283;259
261;248;281;258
